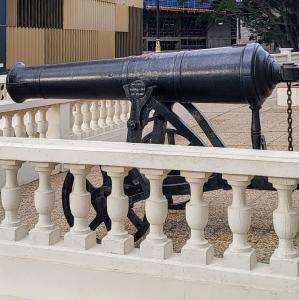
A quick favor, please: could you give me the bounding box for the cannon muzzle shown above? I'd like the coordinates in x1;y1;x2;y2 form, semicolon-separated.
6;43;292;106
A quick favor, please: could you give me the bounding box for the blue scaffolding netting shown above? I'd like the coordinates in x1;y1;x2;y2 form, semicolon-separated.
144;0;212;10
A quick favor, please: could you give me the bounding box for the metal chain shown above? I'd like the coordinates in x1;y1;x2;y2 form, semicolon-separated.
287;82;293;151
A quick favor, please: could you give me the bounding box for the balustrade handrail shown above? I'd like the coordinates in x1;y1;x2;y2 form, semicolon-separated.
1;137;299;178
0;98;79;113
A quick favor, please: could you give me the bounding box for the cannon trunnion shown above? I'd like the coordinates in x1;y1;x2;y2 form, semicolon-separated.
6;43;299;242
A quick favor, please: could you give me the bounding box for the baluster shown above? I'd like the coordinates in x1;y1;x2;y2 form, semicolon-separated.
90;100;100;134
140;169;173;259
98;100;108;132
14;111;26;137
64;164;96;250
2;113;14;137
81;101;92;136
29;163;60;245
269;177;299;276
181;172;213;265
222;174;256;270
72;103;84;139
26;110;38;138
113;101;122;127
0;161;28;241
120;100;129;123
37;108;48;138
106;100;116;129
127;101;131;120
101;166;134;254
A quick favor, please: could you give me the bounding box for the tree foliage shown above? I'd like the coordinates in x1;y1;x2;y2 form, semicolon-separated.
200;0;299;50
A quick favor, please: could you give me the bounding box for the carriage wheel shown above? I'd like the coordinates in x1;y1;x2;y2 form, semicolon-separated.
62;168;150;242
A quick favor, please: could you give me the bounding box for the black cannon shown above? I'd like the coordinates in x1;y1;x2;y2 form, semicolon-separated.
6;43;299;241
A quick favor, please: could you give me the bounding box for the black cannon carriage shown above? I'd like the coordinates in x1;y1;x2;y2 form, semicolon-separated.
6;43;299;241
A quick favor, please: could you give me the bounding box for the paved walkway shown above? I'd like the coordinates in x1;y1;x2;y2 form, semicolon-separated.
1;91;299;264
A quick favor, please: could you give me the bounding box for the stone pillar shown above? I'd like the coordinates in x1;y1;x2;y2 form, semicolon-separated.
120;100;129;123
26;110;37;138
181;171;213;265
269;177;299;276
101;166;134;254
37;108;49;138
90;101;100;134
81;102;92;137
113;101;122;127
223;174;256;270
106;101;116;129
72;103;84;139
140;169;173;259
29;162;60;245
0;161;28;241
99;100;108;132
14;111;26;137
2;113;14;137
64;164;96;250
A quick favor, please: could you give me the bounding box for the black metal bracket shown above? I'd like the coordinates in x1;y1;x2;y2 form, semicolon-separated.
281;63;299;82
250;105;266;150
124;81;156;143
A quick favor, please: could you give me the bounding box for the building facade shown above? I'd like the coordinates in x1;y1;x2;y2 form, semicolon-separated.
143;0;236;51
0;0;143;72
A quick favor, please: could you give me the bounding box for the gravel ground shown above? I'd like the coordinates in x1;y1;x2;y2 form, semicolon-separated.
1;96;299;264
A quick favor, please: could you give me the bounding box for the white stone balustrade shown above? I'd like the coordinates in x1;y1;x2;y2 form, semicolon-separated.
0;98;130;140
0;139;299;299
0;75;131;142
0;75;9;101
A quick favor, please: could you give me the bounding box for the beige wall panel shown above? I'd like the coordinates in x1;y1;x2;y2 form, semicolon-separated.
44;29;115;65
115;4;129;32
99;31;115;59
63;0;115;31
6;27;45;68
6;0;17;26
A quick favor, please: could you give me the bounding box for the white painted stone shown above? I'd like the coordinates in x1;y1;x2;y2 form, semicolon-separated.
37;108;48;138
101;166;134;255
14;111;26;137
25;110;37;138
120;100;129;122
63;164;96;250
29;162;60;246
269;177;299;276
181;171;213;265
72;103;84;139
106;101;117;129
223;174;256;270
113;101;122;127
0;160;28;241
90;101;100;133
140;169;173;259
81;102;92;136
98;100;108;132
2;114;14;137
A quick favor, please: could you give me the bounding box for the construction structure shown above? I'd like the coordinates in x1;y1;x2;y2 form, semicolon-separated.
143;0;236;51
0;0;143;72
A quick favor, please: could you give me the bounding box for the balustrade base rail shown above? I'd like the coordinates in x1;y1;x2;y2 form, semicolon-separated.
0;241;298;300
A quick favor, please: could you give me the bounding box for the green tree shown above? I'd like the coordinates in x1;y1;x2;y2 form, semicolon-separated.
199;0;299;50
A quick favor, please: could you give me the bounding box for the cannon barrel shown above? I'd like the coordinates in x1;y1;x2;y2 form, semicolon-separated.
7;43;283;106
